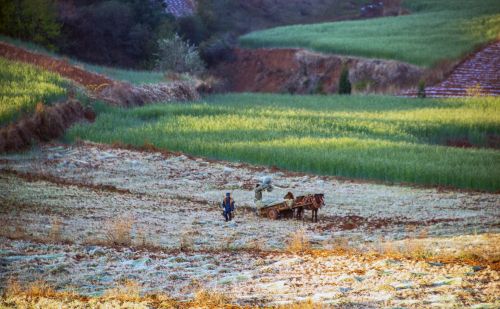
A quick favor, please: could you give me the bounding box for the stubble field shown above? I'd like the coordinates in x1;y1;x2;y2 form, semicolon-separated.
1;142;499;307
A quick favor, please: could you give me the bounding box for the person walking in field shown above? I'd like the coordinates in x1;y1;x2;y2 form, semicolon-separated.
221;192;235;222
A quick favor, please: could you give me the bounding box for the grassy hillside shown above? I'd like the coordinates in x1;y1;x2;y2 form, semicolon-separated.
67;93;500;191
0;58;69;126
0;36;166;85
240;0;500;67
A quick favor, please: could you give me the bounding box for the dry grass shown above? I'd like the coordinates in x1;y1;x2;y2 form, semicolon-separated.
245;239;265;251
104;216;134;246
180;229;195;252
1;279;236;309
377;233;500;270
191;289;232;308
275;299;322;309
286;228;310;253
103;280;141;302
3;278;23;298
48;217;63;242
3;278;75;299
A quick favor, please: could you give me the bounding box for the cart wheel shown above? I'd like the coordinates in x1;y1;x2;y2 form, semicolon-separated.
268;209;279;220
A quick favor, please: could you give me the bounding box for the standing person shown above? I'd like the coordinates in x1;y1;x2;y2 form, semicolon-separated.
221;192;235;222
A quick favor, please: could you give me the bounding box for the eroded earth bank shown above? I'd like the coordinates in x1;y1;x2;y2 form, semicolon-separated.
0;143;499;307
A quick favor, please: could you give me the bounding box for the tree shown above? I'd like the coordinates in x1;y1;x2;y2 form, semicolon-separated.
338;66;352;95
417;80;426;98
0;0;60;49
58;0;175;68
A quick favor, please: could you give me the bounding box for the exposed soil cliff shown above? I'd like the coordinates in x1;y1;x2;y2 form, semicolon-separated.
217;48;424;94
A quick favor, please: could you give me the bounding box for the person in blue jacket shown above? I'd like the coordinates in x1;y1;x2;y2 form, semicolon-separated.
221;192;235;222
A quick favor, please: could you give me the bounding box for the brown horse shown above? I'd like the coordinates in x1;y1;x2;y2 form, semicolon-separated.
294;194;325;223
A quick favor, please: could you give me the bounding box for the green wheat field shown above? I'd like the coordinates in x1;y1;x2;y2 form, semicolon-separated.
240;0;500;66
66;93;500;191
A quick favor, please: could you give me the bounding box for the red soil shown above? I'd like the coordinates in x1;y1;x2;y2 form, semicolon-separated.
216;48;423;94
221;48;301;93
317;215;460;232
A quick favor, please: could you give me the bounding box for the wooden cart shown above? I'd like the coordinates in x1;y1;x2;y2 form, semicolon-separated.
258;194;325;220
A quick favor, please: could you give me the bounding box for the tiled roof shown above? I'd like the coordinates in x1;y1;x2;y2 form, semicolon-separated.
164;0;195;17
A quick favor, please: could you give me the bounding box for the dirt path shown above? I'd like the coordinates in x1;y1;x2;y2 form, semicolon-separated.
0;143;499;306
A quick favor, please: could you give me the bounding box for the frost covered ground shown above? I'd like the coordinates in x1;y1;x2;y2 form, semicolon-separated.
0;143;499;307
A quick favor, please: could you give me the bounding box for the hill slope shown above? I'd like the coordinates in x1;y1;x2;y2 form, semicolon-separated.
240;0;500;67
405;41;500;97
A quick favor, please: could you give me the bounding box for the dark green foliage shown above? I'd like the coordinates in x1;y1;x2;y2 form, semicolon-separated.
0;0;60;49
417;80;426;98
338;67;352;95
176;15;209;46
58;0;175;68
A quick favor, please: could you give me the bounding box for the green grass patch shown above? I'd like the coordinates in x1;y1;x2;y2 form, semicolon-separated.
75;63;166;85
240;0;500;66
0;35;167;85
66;93;500;191
0;57;68;126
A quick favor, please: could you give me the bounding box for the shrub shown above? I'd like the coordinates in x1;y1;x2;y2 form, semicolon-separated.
338;66;352;95
417;80;426;98
155;34;205;74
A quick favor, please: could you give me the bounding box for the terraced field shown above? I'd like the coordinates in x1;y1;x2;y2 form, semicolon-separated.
0;143;499;307
407;41;500;97
240;0;500;67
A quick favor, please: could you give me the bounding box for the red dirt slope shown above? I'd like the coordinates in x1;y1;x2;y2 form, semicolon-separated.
0;42;200;106
0;42;112;92
406;41;500;97
217;48;423;94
